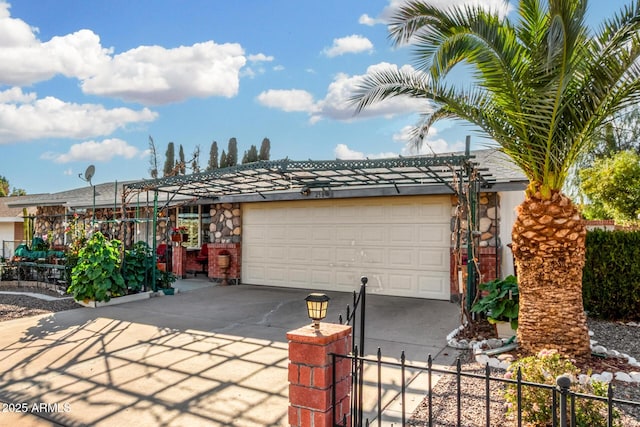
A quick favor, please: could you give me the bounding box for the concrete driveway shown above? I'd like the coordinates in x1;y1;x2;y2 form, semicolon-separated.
0;282;462;427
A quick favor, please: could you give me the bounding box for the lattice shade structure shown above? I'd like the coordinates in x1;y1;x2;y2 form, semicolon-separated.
125;153;501;199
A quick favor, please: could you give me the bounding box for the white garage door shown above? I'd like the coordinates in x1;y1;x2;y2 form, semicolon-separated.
241;196;451;299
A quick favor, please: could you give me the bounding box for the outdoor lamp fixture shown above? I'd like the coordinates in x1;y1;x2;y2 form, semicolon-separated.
305;293;330;329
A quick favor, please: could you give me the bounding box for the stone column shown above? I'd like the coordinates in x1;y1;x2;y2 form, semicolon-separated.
287;323;352;427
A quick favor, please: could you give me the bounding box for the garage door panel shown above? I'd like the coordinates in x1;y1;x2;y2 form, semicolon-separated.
265;246;286;261
288;246;310;261
311;226;334;241
311;247;332;263
389;225;415;244
289;268;310;284
361;228;384;244
335;271;360;288
418;225;449;246
389;248;415;266
244;245;266;262
418;202;451;220
265;266;287;283
311;269;332;286
360;247;384;264
335;248;357;263
418;274;448;297
418;249;448;270
242;196;450;300
387;273;415;291
271;225;300;241
335;226;359;242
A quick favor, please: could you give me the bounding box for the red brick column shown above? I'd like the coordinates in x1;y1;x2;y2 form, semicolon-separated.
172;245;187;278
287;323;352;427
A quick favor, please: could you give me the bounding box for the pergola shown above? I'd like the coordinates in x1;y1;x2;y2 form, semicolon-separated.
125;149;504;309
125;152;496;200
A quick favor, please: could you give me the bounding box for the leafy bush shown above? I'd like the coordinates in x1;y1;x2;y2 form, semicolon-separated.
504;349;619;427
583;229;640;320
157;270;177;289
68;232;126;302
471;275;519;329
123;241;155;292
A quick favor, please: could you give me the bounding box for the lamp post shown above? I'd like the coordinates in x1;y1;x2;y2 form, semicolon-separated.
305;293;330;329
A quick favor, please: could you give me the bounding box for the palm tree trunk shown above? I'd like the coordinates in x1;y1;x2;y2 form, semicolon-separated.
511;190;591;358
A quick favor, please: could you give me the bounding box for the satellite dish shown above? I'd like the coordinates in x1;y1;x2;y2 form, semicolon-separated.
85;165;95;183
79;165;96;185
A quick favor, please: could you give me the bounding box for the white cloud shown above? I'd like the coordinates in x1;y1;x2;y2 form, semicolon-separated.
248;53;274;62
322;35;373;57
81;41;247;105
334;144;397;160
256;62;429;123
42;138;140;163
358;14;380;26
0;3;252;105
393;125;466;155
273;65;285;71
0;87;36;103
312;63;429;123
256;89;317;113
0;92;157;144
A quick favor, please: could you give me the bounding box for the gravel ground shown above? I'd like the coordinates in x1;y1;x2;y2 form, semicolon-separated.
0;284;78;322
410;319;640;426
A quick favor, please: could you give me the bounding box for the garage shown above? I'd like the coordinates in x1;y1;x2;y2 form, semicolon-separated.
241;195;451;300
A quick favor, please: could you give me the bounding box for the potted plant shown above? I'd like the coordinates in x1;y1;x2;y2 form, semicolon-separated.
171;226;188;242
471;275;519;338
157;269;177;295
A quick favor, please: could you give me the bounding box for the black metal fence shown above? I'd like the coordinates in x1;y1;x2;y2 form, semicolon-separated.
332;350;640;427
338;276;368;426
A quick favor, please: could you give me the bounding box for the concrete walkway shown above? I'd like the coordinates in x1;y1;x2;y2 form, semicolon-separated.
0;281;462;427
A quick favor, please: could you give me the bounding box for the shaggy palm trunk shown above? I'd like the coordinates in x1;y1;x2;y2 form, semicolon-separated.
511;189;590;358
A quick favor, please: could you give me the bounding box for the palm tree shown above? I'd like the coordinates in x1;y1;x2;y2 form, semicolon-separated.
352;0;640;357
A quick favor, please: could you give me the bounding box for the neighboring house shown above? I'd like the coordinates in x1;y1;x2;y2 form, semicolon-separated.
8;149;528;302
0;196;36;260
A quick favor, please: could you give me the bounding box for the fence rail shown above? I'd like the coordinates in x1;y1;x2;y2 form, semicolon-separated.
332;350;640;427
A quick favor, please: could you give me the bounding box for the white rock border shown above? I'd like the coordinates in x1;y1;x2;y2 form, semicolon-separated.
447;325;640;384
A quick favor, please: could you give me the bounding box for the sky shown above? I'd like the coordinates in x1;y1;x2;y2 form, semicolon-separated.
0;0;632;194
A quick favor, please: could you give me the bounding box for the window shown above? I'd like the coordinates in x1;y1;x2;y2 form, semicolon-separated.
177;205;212;247
177;206;199;248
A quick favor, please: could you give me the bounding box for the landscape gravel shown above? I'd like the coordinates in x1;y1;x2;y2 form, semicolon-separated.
0;285;78;322
410;318;640;426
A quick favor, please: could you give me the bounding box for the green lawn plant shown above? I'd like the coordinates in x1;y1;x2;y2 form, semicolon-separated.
471;275;519;329
68;232;126;303
504;349;620;427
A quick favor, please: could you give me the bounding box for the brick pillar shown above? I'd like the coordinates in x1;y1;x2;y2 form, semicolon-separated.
172;245;187;278
287;323;352;427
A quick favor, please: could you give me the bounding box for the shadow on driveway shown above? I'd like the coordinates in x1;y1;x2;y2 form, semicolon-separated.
0;284;461;427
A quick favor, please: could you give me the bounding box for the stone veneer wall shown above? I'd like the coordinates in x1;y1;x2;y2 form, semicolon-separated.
449;192;501;300
208;203;241;243
35;206;158;249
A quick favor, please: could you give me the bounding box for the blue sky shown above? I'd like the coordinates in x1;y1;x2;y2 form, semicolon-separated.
0;0;631;194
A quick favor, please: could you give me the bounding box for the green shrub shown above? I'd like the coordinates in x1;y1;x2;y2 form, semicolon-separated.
471;275;519;329
583;230;640;320
68;232;126;302
123;241;155;292
504;349;619;427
